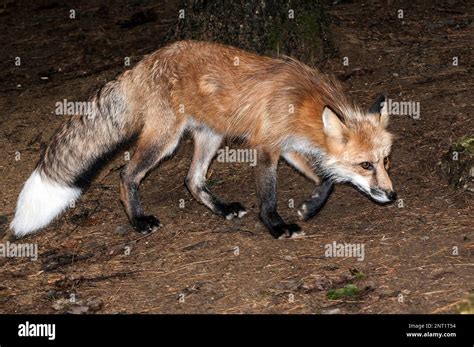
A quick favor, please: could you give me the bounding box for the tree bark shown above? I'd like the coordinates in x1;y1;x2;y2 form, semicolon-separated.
166;0;334;65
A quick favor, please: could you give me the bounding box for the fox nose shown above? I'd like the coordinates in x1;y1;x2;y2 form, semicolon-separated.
387;191;397;202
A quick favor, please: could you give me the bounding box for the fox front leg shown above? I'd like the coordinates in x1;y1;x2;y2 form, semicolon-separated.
255;148;303;239
282;152;333;220
297;178;333;221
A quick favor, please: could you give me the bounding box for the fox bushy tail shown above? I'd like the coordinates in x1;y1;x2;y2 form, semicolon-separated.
11;80;139;236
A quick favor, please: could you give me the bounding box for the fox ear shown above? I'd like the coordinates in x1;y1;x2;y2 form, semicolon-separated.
369;94;389;128
322;107;346;140
380;99;389;128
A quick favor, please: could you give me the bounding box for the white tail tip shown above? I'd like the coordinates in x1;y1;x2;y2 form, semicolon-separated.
10;169;81;237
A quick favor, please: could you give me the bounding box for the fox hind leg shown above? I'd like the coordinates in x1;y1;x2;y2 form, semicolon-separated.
185;126;246;220
120;121;186;234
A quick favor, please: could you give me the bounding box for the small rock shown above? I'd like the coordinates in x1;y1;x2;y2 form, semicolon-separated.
67;305;89;315
440;137;474;191
298;275;332;293
322;308;341;314
378;289;400;298
86;298;103;312
52;298;70;311
115;225;129;235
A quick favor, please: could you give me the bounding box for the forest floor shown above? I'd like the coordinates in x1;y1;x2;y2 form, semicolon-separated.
0;0;472;313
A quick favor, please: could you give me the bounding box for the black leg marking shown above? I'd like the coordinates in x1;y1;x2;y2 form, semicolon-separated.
255;149;303;239
298;179;333;221
121;156;163;234
120;125;185;234
132;215;162;234
259;209;302;239
210;194;247;220
186;179;248;221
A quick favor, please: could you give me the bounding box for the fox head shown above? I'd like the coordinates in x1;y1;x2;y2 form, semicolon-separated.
321;95;396;204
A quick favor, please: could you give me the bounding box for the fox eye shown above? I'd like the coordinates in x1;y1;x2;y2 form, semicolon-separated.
360;162;373;170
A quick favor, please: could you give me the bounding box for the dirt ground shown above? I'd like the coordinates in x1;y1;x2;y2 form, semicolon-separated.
0;0;472;314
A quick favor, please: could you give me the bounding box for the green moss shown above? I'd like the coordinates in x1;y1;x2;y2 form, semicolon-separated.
456;292;474;314
297;11;321;42
266;4;328;61
327;284;359;300
455;137;474;154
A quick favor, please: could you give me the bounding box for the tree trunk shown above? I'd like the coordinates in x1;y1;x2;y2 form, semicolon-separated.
166;0;334;65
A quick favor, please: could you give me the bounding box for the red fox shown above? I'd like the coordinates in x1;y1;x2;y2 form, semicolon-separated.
11;41;396;239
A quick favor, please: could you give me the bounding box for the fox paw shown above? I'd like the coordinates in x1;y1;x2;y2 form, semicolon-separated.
219;202;247;220
269;223;304;239
297;195;326;221
298;181;332;221
297;202;316;221
132;215;161;234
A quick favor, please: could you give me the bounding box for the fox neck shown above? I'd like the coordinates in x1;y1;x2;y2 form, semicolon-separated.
283;110;348;182
281;134;335;172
